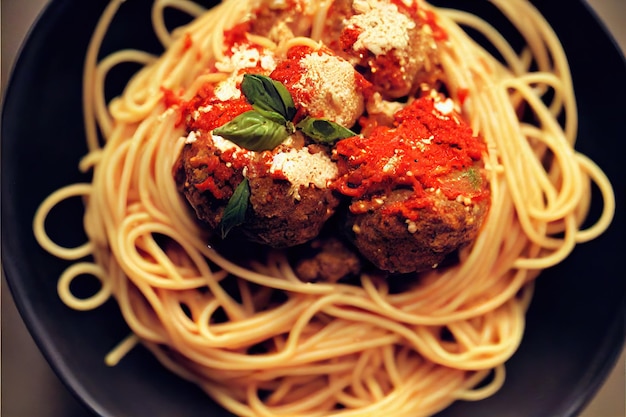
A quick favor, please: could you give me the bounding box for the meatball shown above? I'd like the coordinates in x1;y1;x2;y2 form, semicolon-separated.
175;132;340;248
243;164;341;247
249;0;318;44
346;182;488;274
331;93;490;273
294;237;362;282
328;0;442;98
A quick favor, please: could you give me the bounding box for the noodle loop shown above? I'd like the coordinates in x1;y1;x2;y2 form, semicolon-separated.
33;0;615;416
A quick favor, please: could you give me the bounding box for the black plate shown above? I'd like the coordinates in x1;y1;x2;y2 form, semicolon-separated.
2;1;625;416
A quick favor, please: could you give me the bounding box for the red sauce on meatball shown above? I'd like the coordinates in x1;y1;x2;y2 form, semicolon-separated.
332;95;488;221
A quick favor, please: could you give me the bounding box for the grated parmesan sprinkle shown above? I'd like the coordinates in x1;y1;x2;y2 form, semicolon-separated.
434;98;455;115
213;45;277;102
270;146;338;199
293;52;364;127
212;134;242;153
214;77;241;101
347;0;416;56
215;45;276;73
184;131;198;144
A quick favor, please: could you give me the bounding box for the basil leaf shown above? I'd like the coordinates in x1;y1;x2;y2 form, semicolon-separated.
296;117;357;144
241;74;296;121
219;178;250;239
254;108;289;125
213;111;290;151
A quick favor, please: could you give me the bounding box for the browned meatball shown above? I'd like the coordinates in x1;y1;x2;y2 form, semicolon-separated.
332;93;491;273
175;132;340;248
327;0;442;99
346;185;488;274
249;0;319;44
174;136;236;231
294;237;362;282
243;174;340;247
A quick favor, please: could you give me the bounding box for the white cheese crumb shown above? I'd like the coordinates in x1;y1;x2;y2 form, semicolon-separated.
215;45;276;73
270;146;338;198
184;131;199;144
193;105;214;121
214;76;241;101
213;45;277;102
212;134;241;153
434;98;455;115
347;0;416;56
366;92;404;118
406;219;418;233
260;54;276;71
455;195;473;206
293;52;364;127
211;134;254;163
382;153;401;173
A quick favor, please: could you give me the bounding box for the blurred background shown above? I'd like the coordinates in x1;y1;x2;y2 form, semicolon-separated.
1;0;624;416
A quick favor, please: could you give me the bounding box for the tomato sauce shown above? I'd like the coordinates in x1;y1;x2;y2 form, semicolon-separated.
269;47;314;122
390;0;419;20
186;98;252;132
332;96;488;220
222;22;252;52
421;9;448;41
182;33;193;52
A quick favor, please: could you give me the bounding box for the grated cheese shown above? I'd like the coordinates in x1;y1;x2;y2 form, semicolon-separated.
366;92;404;118
214;77;241;101
212;134;242;153
270;146;338;198
215;45;276;73
293;52;364;127
434;98;454;115
347;0;416;56
214;45;277;102
184;131;199;144
158;107;176;122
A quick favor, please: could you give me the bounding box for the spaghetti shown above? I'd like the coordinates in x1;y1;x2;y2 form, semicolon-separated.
33;0;616;416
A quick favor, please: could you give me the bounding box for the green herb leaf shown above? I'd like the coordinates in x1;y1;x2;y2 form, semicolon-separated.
254;108;289;125
296;117;357;144
219;178;250;239
464;167;482;189
213;111;290;151
241;74;296;121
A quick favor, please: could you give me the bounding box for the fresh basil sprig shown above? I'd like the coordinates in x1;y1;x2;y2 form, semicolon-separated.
219;178;250;238
296;117;357;144
215;74;356;151
213;111;289;151
241;74;296;121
